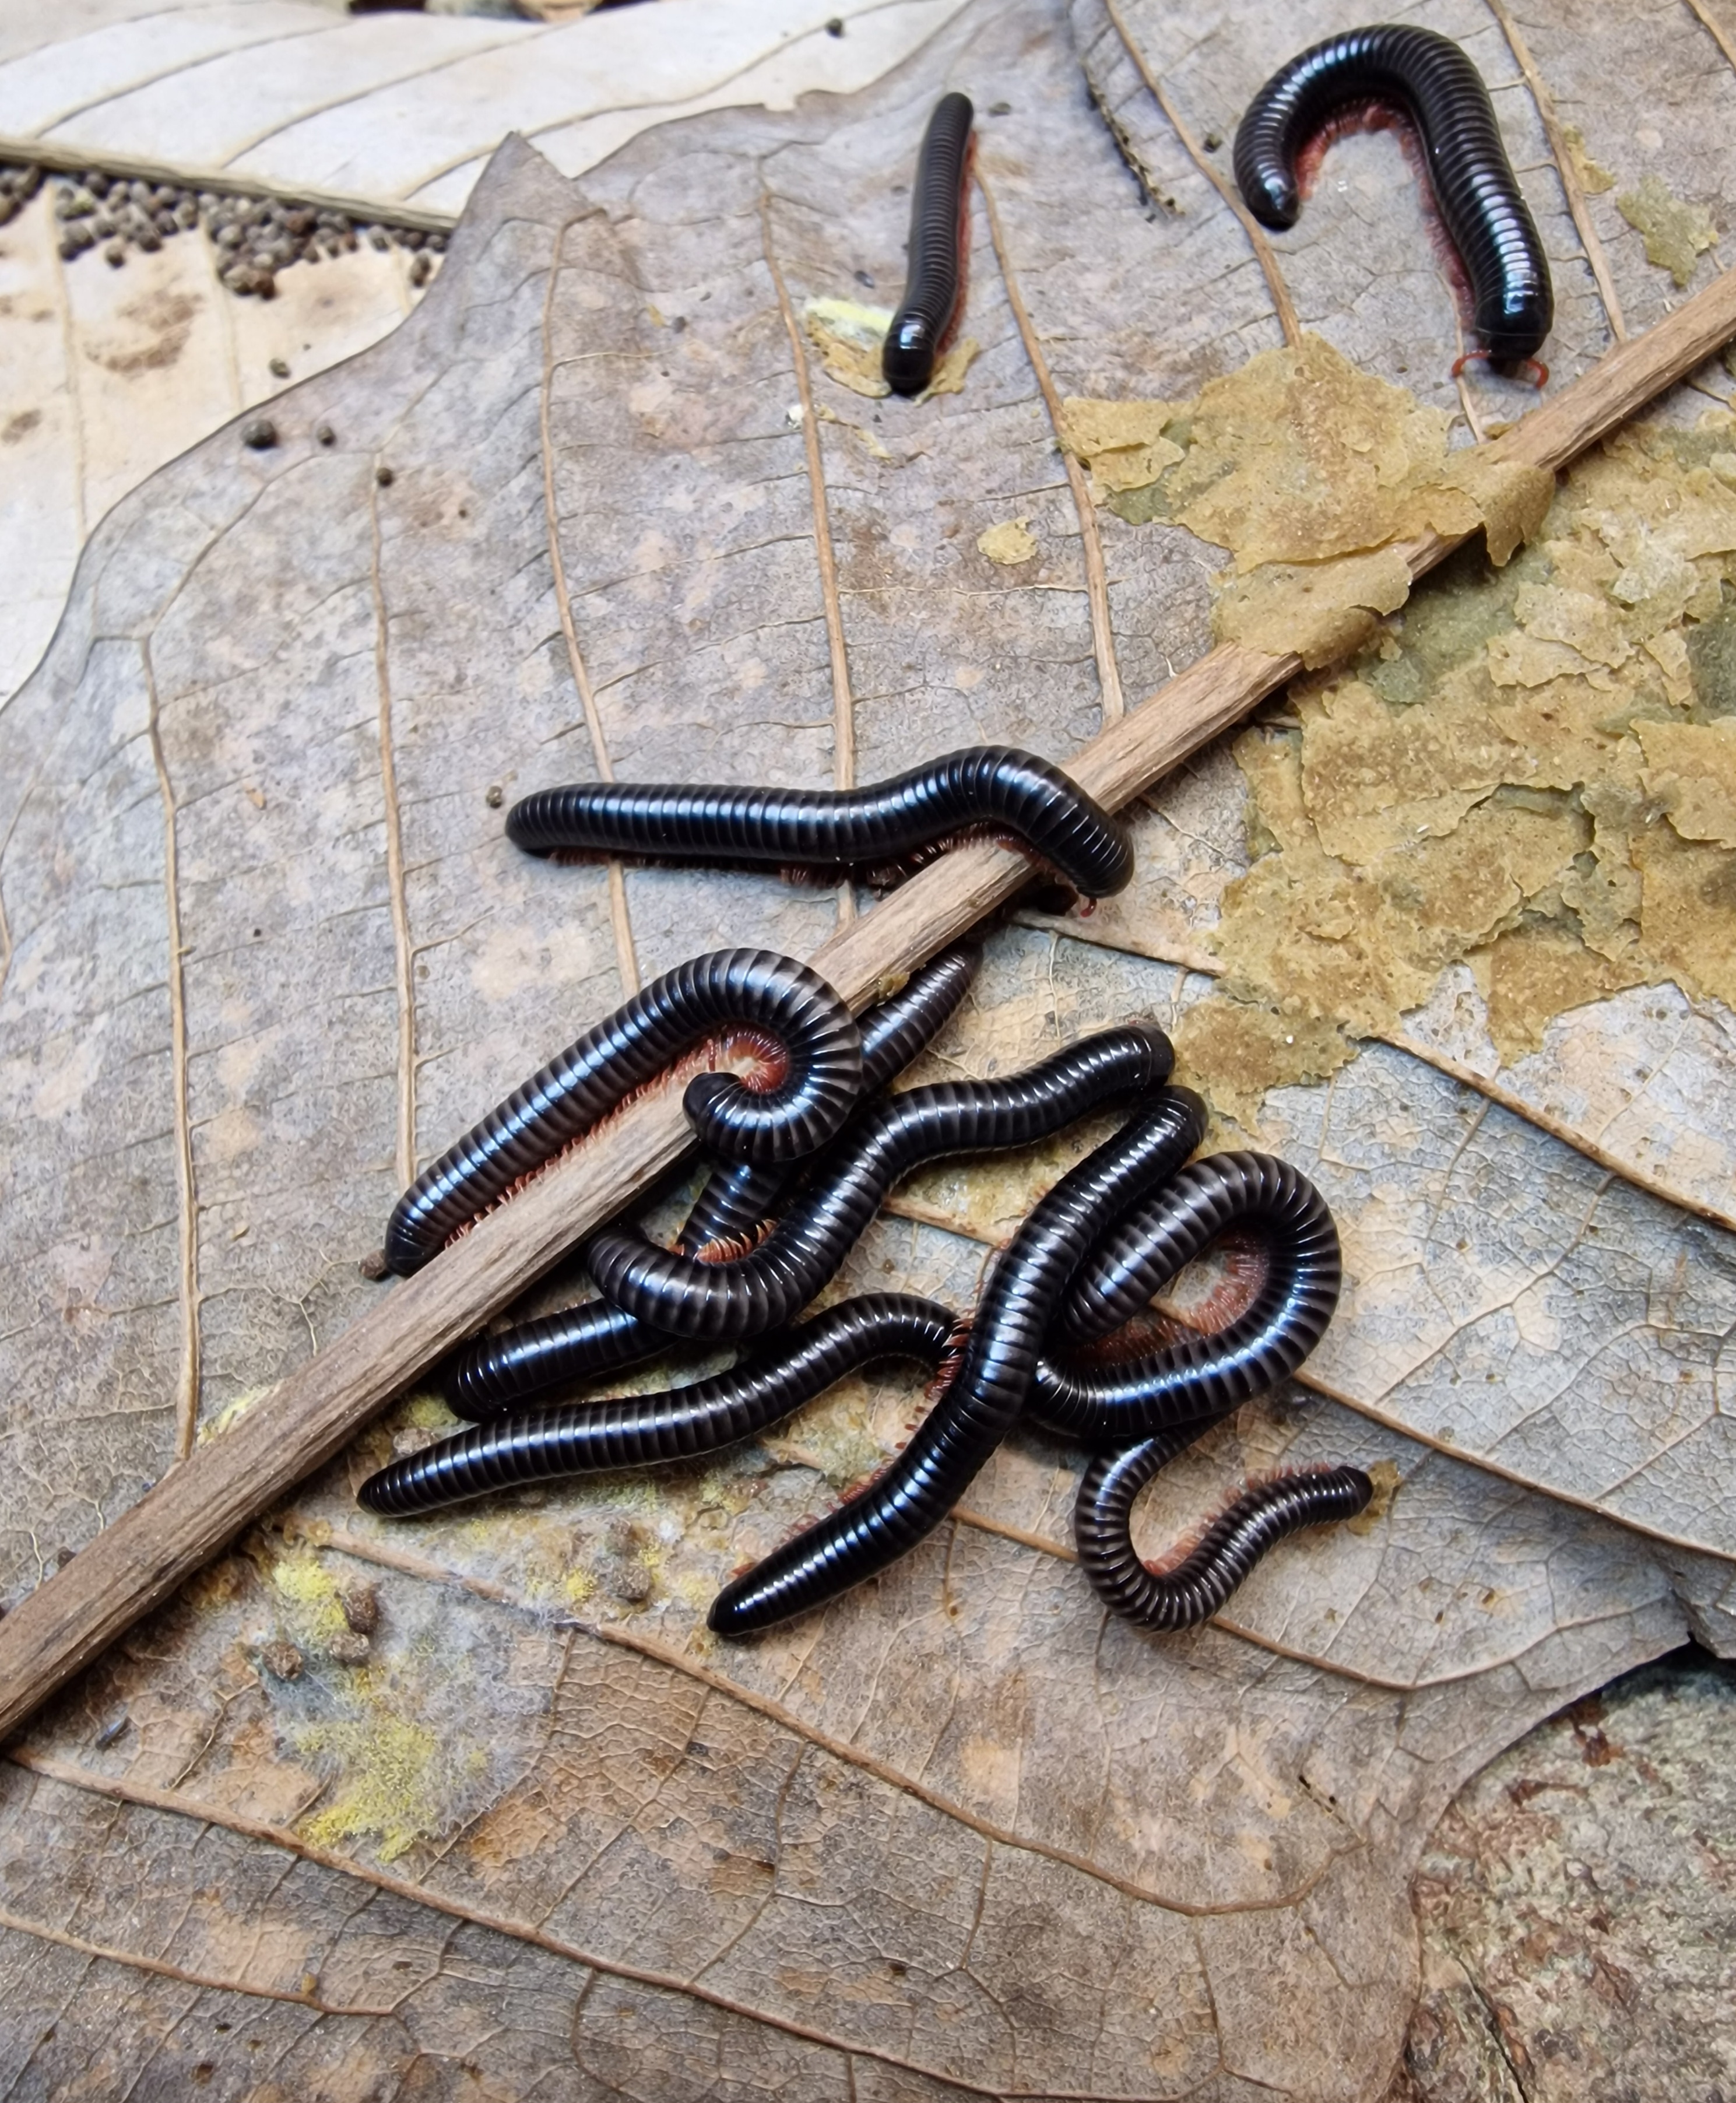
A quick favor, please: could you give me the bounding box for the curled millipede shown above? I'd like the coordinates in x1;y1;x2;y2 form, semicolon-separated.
438;945;979;1419
883;90;975;397
1233;25;1552;365
705;1086;1206;1638
1029;1152;1342;1447
673;943;980;1262
505;746;1133;903
1076;1440;1372;1630
589;1025;1178;1347
382;948;861;1275
359;1295;957;1515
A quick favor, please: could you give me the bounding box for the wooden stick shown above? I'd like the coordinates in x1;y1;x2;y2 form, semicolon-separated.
2;267;1734;1746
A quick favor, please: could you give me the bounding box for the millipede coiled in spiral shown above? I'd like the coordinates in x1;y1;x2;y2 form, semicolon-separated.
1232;25;1553;364
705;1085;1207;1637
382;948;862;1276
438;945;979;1419
1075;1437;1372;1630
505;746;1134;903
1029;1152;1342;1447
883;91;975;396
588;1024;1178;1347
359;1294;960;1515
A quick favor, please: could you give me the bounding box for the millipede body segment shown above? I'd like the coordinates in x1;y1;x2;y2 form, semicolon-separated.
588;1025;1179;1346
439;946;979;1419
360;1294;958;1515
705;1086;1211;1637
1233;24;1552;363
883;90;974;396
1076;1444;1373;1630
1030;1152;1342;1446
382;948;861;1275
506;746;1133;902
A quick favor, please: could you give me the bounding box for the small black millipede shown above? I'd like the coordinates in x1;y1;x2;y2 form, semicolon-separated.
706;1085;1206;1637
381;948;862;1276
359;1294;960;1515
438;945;979;1419
1029;1152;1342;1447
883;90;975;397
1233;25;1553;366
1075;1435;1373;1630
505;746;1134;903
588;1024;1178;1346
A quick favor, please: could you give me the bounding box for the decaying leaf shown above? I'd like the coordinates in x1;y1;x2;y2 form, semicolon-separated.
3;0;1736;2093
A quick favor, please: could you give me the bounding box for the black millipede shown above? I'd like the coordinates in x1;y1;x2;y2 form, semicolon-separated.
588;1024;1178;1346
675;942;979;1263
505;746;1133;904
1029;1152;1342;1447
381;947;861;1276
1075;1437;1372;1630
438;945;979;1420
1233;25;1553;367
707;1086;1204;1638
883;90;975;398
358;1294;959;1516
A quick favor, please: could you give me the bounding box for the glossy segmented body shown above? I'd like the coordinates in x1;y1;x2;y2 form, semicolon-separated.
589;1026;1178;1346
506;747;1133;902
382;949;861;1275
1030;1153;1342;1446
360;1295;957;1515
883;91;974;396
439;947;979;1419
707;1086;1208;1637
1233;26;1552;362
674;943;979;1261
1076;1441;1372;1629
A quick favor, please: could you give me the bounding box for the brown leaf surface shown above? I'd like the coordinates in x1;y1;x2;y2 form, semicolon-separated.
3;0;1736;2095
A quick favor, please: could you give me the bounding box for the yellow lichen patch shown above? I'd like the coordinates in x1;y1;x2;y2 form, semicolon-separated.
1635;716;1736;846
297;1708;476;1863
977;517;1037;566
1471;921;1647;1063
269;1550;351;1653
1163;335;1456;570
1212;547;1414;666
1560;124;1616;196
1616;173;1719;286
802;297;893;398
1633;822;1736;1008
1428;454;1554;567
1173;997;1355;1131
1057;396;1181;496
1346;1459;1403;1535
921;335;980;398
1076;333;1551;618
1189;415;1736;1122
198;1384;270;1444
1298;675;1527;861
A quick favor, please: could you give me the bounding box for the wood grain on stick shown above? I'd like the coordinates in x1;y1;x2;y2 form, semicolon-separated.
2;266;1734;1746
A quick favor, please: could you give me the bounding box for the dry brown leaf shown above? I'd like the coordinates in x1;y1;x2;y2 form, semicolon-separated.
3;0;1736;2094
